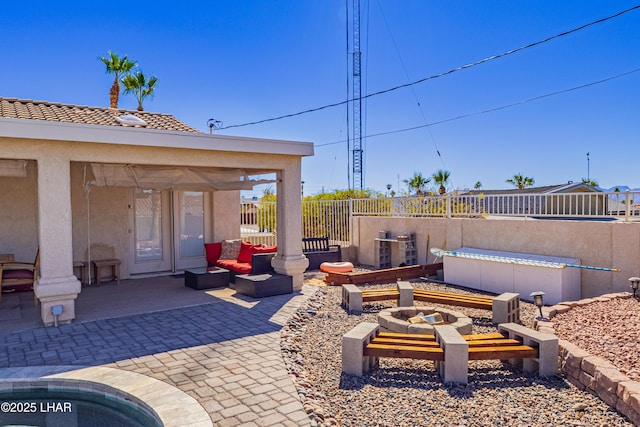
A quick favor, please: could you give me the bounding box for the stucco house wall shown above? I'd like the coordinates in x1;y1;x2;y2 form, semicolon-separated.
0;143;256;282
0;160;38;261
353;216;639;298
0;98;313;326
68;162;241;279
70;162;132;277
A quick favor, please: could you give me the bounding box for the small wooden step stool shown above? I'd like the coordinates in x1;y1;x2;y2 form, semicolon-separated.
92;258;121;286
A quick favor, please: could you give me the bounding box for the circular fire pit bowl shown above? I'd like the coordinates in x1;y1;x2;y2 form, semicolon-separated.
378;306;473;335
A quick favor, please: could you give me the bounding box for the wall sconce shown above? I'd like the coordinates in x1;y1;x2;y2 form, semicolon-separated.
628;277;640;298
530;291;545;319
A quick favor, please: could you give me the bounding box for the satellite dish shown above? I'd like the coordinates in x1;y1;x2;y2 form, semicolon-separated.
116;115;147;127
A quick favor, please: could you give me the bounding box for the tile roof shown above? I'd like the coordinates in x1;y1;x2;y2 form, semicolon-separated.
0;97;201;133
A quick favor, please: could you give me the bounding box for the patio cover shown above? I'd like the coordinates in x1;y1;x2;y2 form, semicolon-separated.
89;163;275;191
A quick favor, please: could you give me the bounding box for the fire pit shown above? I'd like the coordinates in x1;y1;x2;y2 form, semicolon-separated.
378;306;473;335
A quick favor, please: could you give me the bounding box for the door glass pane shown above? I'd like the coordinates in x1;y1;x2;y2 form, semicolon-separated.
180;192;204;258
135;189;164;262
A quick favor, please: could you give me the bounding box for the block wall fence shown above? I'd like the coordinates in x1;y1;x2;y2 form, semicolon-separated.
352;216;640;299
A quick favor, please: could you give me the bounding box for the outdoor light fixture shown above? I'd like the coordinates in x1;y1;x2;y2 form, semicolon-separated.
628;277;640;298
52;304;63;328
530;291;545;319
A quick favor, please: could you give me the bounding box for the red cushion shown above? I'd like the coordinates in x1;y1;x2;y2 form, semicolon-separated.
215;259;252;274
3;269;34;280
237;241;256;264
251;245;277;254
204;242;222;265
233;263;251;274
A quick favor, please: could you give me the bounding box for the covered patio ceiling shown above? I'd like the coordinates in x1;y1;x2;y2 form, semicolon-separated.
89;162;277;192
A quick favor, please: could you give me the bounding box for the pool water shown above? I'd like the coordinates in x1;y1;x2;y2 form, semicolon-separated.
0;388;161;427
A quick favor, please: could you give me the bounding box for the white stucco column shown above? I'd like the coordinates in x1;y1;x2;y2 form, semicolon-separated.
271;162;309;290
34;155;82;326
211;190;241;240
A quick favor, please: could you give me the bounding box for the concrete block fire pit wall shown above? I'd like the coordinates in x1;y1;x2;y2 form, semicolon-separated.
378;306;473;335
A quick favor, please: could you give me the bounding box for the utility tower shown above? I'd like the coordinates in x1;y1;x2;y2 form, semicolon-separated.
351;0;363;190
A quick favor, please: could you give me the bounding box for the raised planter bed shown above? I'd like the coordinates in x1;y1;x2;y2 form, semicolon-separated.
324;263;442;286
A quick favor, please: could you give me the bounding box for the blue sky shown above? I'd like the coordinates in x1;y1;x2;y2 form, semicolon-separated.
1;1;639;196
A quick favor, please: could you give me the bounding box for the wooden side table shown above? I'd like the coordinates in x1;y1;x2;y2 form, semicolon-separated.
73;260;88;285
92;258;121;286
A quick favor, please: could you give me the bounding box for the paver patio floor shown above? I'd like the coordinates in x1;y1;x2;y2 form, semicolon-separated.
0;275;316;426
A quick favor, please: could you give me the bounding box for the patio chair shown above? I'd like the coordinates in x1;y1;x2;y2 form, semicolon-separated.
0;248;39;305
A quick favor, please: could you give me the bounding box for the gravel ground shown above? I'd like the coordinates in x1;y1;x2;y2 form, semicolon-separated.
282;278;634;426
552;296;640;383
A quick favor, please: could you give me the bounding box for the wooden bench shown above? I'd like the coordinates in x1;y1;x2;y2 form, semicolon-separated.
366;331;533;360
364;331;457;361
342;281;520;324
497;323;559;378
302;237;341;270
325;263;443;286
357;287;492;310
343;322;557;384
413;288;493;310
360;288;400;301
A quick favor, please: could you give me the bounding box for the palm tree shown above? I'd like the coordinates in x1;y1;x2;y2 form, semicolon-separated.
403;172;430;196
122;71;158;111
581;177;599;187
432;169;451;195
474;181;482;190
99;51;136;109
506;173;534;189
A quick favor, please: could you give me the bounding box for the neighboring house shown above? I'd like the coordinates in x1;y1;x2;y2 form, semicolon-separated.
240;197;260;225
0;97;313;326
461;182;605;216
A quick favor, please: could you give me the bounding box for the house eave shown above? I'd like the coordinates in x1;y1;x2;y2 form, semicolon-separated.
0;117;314;157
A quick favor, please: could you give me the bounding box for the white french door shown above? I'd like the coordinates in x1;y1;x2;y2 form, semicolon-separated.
173;191;207;271
130;189;208;275
129;189;172;274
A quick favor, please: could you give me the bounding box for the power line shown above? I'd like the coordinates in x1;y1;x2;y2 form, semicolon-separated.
315;67;640;148
217;4;640;131
376;0;446;169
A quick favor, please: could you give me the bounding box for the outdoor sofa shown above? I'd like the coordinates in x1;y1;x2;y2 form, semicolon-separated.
204;240;277;282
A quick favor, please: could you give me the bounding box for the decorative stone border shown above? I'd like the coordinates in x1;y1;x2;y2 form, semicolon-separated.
532;292;640;426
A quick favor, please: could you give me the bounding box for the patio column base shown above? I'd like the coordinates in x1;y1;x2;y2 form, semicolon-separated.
35;275;81;326
271;254;309;291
